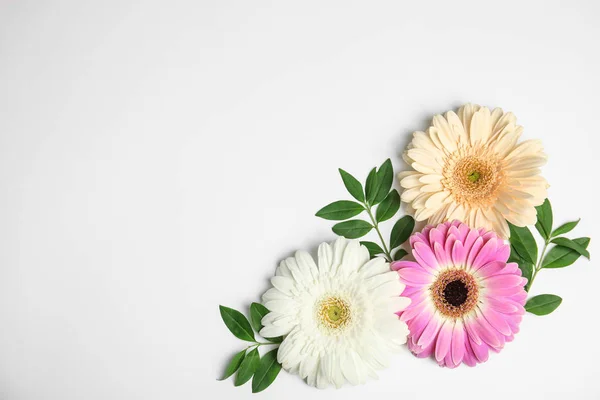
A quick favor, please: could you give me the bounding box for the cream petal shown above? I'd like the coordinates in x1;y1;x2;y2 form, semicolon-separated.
414;205;439;221
400;173;425;189
425;190;450;209
419;174;443;184
412;162;440;174
401;187;422;203
432;114;458;152
445;111;468;142
469;107;492;145
505;139;544;160
420;182;444;192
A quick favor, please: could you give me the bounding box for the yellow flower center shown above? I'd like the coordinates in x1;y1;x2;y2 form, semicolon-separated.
442;147;505;208
316;296;351;331
430;268;479;318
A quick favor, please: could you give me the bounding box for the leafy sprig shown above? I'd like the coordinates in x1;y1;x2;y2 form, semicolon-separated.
316;159;415;262
218;304;282;393
507;198;591;316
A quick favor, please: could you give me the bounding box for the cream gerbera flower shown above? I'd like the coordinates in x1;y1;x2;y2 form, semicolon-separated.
399;103;548;238
260;237;410;389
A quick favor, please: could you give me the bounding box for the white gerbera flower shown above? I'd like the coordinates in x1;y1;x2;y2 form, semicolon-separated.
260;237;410;389
399;103;548;238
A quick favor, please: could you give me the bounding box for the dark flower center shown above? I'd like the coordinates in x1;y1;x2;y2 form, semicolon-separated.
443;280;469;307
431;269;479;318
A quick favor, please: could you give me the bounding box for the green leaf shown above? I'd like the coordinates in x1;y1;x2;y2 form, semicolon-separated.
393;248;408;261
373;159;393;205
338;168;365;203
508;245;524;264
508;222;537;264
249;303;282;343
364;167;379;205
249;303;270;333
542;237;591;269
360;241;384;258
219;349;246;381
534;199;553;240
550;237;590;259
252;349;282;393
520;262;534;292
375;189;400;222
219;306;255;342
235;348;260;386
332;220;372;239
390;215;415;249
525;294;562;316
315;200;364;221
551;219;580;238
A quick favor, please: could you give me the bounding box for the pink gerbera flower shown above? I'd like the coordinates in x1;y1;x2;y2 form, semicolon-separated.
391;220;527;368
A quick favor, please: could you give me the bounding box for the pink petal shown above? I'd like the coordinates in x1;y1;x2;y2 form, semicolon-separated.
462;229;480;255
471;314;502;348
462;339;477;367
495;244;510;262
481;306;512;336
435;320;452;362
451;321;465;366
434;242;448;266
471;238;498;270
429;228;445;248
466;237;484;267
484;295;520;314
452;240;467;265
398;268;433;285
417;313;442;348
413;242;439;272
391;260;420;272
483;274;525;289
464;319;482;346
476;261;506;278
444;234;457;262
470;336;490;363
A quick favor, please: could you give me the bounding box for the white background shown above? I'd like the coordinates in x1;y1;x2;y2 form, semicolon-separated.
1;1;599;399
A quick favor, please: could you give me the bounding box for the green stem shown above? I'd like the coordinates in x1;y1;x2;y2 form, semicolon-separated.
365;204;392;261
528;240;549;291
247;341;277;350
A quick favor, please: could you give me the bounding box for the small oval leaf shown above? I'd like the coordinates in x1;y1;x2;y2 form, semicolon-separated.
315;200;364;221
390;215;415;249
364;167;379;205
542;237;591;269
339;168;365;202
525;294;562;316
235;348;260;386
393;248;408;261
332;220;372;239
508;222;538;264
252;349;282;393
219;305;255;342
550;237;590;259
373;159;393;205
249;303;270;333
534;199;553;240
360;241;384;258
551;219;580;238
219;349;246;381
376;189;400;222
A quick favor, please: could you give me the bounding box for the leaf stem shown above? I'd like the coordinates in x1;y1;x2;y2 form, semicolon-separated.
365;204;392;261
528;240;549;291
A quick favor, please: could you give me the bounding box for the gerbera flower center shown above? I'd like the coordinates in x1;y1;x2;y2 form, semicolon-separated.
316;296;351;332
442;149;504;208
430;269;479;318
